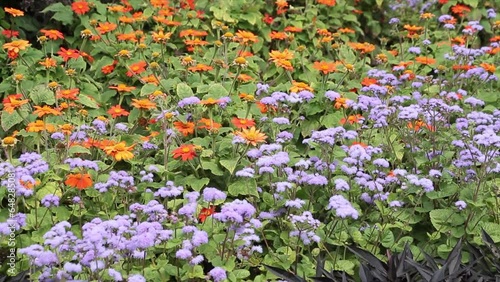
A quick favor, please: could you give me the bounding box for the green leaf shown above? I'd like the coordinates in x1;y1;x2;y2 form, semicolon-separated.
176;82;194;99
77;94;100;109
128;108;140;123
228;178;258;197
320;112;342;128
41;3;74;26
201;161;224;176
335;260;355;276
184;175;210;191
430;209;465;231
232;269;250;279
220;159;238;174
463;0;478;8
1;110;25;131
36;182;61;200
476;91;498;104
68;145;91;156
207;83;229;99
30;84;55;105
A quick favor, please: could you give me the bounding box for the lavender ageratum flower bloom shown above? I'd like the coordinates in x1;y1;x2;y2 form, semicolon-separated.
464;97;485;107
334;179;350;191
191;230;209;247
455;200;467;210
64;262;82;273
128;274;146;282
190;255;204;265
154;181;184;198
285;199;305;209
256;83;270;96
327;195;359;219
185;191;200;203
213;199;256;223
178;96;200;108
108;269;123;281
246;149;262;159
487;8;496;19
51;132;65;140
203;187;227;202
142;141;158;150
208;267;227;282
325;90;340;101
298;90;314;101
260;97;278;106
408;46;421;54
64;158;99;171
389;18;400;24
259;166;274;174
178;202;197;219
115;123;128;132
235;167;254;178
41;194;60;208
389;201;404;208
70;131;87;141
272;117;290;125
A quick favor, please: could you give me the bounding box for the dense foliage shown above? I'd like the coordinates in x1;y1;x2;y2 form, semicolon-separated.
0;0;499;281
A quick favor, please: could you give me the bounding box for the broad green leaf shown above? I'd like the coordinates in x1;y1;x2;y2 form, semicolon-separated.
207;83;229;99
1;110;25;131
201;161;224;176
184;175;210;191
220;159;239;174
30;84;55;105
176;82;194;99
228;178;258;197
430;209;465;231
41;3;74;26
77;94;100;108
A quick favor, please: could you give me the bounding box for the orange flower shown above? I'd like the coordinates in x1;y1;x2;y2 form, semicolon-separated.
231;117;255;129
172;144;197;161
33;105;62;117
174;121;195;136
290;81;313;93
451;4;471;17
26;120;50;133
109;84;136;92
2;40;30;53
313;61;338;74
350;141;368;148
269;49;294;62
270;31;288;40
140;75;160;85
317;0;336;6
56;47;80;62
340;114;364;125
96;22;117;34
126;61;147;77
179;29;208;37
199;98;221;106
104;142;135;161
407;120;435;132
131;99;156;110
39;57;57;69
197;118;221;131
338;28;355;34
480;63;496;73
235;127;267;146
4;7;24;17
348;42;375;54
152;30;173;43
235;30;258;45
198;205;216;223
188;64;213;72
284;26;303;33
361;77;378;86
59;124;74;135
237;73;253;82
334;97;350;109
40;29;64;40
275;59;294;71
57;88;80;100
2;94;29;113
415;56;436;65
256;101;277;114
72;1;90;15
65;173;93;190
107;105;130;118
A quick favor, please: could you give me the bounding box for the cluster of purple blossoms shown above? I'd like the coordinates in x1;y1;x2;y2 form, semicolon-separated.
0;213;26;235
0;152;49;197
95;170;135;193
327;195;359;219
175;225;208;265
154;180;184;198
64;158;99;171
288;211;321;245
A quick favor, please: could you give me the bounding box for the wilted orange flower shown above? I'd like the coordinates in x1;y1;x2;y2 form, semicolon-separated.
117;33;138;42
338;28;355;34
39;57;57;69
65;173;93;190
284;26;303;33
407;120;435;131
2;94;29;114
256;101;276;114
3;40;30;53
235;30;258;45
451;4;471;17
40;29;64;40
340;114;364;125
72;1;90;15
57;88;79;100
188;64;213;72
480;63;496;73
452;36;466;45
198;206;216;223
334;97;350;109
317;0;336;6
96;22;117;34
313;61;338;74
4;7;24;17
109;84;136;92
104;142;135;161
33;105;62;117
131;99;156;110
231;117;255;129
126;61;147;77
172;144;197;161
107;105;130;118
348;42;375;54
276;0;288;14
198;118;222;131
174;121;196;136
235;127;267;146
290;81;313;93
415;56;436;65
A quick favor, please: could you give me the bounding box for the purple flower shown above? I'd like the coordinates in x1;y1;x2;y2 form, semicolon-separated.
191;230;208;247
334;179;350;191
203;187;227;202
408;47;421;54
213;199;256;223
115;123;128;132
325;90;340;101
389;18;400;24
285;199;305;209
246;149;262;159
389;201;404;208
256;83;270;96
178;96;200;108
64;158;99;171
51;132;65;140
455;200;467;210
154;181;184;198
64;262;82;273
128;274;146;282
208;267;227;282
108;269;123;281
235;167;254;178
327;195;359;219
272;117;290;125
41;194;60;208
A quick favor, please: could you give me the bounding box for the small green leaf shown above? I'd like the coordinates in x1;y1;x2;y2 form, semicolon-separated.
41;3;74;26
77;94;100;108
207;83;229;99
176;82;194;99
220;159;238;174
228;178;258;197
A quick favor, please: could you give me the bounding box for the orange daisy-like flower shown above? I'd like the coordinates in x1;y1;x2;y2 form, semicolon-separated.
284;26;303;33
235;30;258;45
26;120;55;133
104;142;135;161
174;121;195;136
407;120;435;132
317;0;336;6
415;56;436;65
57;47;80;62
198;205;216;223
269;49;294;63
39;57;58;69
40;29;64;40
231;117;255;129
172;144;197;161
338;28;355;34
109;84;136;92
313;61;338;75
348;42;375;54
33;105;62;117
334;97;350;109
3;40;30;53
57;88;80;100
480;63;496;73
59;124;74;135
188;64;213;72
65;173;93;190
450;4;471;17
290;81;313;93
199;98;221;106
340;114;364;125
152;30;173;43
96;22;117;34
235;127;267;146
107;105;130;118
126;61;147;77
239;93;255;102
361;77;378;86
4;7;24;17
197;118;222;131
2;94;29;114
270;31;288;40
71;1;90;15
131;99;156;110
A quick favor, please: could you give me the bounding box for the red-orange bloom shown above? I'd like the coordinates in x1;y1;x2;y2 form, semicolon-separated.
126;61;147;77
2;94;29;114
317;0;336;6
415;56;436;65
340;114;364;125
231;117;255;129
107;105;130;118
4;7;24;17
96;22;117;34
131;99;156;110
71;1;90;15
313;61;338;75
40;29;64;40
172;144;197;161
65;173;93;190
57;88;80;100
174;121;195;136
198;205;216;223
451;4;471;17
57;47;80;61
197;118;222;131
